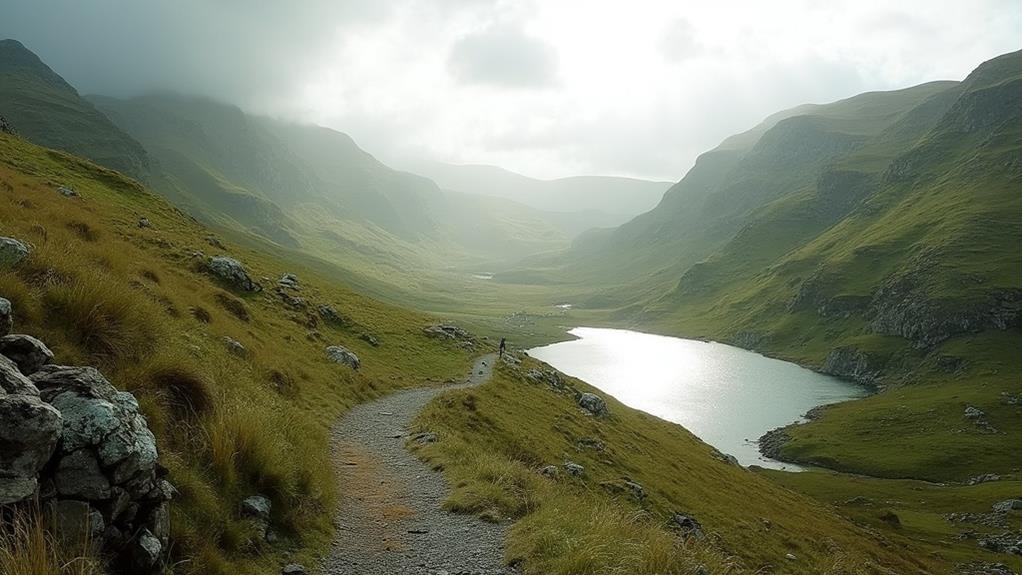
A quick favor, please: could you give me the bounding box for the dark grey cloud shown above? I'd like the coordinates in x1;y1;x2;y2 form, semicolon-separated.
0;0;388;104
447;25;558;88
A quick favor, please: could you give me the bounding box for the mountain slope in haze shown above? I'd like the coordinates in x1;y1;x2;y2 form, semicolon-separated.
0;39;149;179
406;160;672;228
559;50;1022;483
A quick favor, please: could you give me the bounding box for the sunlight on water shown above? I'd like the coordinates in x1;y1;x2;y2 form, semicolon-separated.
528;327;868;470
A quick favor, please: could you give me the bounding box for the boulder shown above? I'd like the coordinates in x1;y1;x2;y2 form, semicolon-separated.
57;186;78;198
54;448;112;500
32;366;158;484
242;495;272;521
578;392;609;417
539;465;558;478
0;237;30;266
0;354;39;395
208;256;261;292
222;336;247;356
968;473;1001;486
526;369;563;389
282;565;307;575
0;334;54;375
131;528;162;571
278;273;300;290
318;304;349;326
669;512;704;539
601;478;646;500
0;394;61;503
965;405;986;419
563;462;585;477
361;333;380;347
0;296;12;335
326;345;360;370
137;217;151;229
993;499;1022;513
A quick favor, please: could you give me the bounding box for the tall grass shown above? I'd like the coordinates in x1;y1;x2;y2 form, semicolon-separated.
0;508;103;575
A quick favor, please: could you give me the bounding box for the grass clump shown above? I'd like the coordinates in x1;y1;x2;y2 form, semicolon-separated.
0;508;103;575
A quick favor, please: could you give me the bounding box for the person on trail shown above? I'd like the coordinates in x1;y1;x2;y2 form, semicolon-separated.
499;337;507;359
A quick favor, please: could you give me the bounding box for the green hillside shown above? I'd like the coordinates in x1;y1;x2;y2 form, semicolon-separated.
0;39;149;179
535;51;1022;484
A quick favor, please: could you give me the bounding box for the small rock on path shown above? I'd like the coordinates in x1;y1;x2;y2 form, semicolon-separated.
322;354;509;575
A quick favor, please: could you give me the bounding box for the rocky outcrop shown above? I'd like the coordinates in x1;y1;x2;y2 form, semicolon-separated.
563;462;584;477
278;273;300;290
993;500;1022;513
208;256;262;292
866;269;1021;348
326;345;360;370
423;323;472;341
600;478;645;501
0;236;30;266
222;336;246;356
0;328;172;573
318;304;349;326
757;427;792;461
526;368;564;390
577;392;609;417
668;512;704;540
0;115;16;135
820;346;885;386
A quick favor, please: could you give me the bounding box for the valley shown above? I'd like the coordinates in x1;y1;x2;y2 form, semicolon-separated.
0;29;1021;575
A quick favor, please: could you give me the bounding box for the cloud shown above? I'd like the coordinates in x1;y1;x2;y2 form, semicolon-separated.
658;19;701;63
2;0;1022;181
447;25;558;88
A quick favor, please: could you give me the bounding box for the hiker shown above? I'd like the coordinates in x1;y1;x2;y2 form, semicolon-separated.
499;337;507;359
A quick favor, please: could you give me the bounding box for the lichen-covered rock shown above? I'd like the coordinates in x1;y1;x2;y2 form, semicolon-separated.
208;256;261;292
563;462;585;477
54;448;112;500
0;334;54;374
0;394;61;503
242;494;272;521
0;297;12;335
0;237;30;266
578;392;609;417
33;366;158;484
326;345;360;370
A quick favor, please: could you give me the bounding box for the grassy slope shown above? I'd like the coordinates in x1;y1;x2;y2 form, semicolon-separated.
642;52;1022;482
411;358;958;574
0;132;477;574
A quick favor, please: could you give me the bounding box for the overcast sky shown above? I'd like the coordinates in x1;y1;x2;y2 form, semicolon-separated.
3;1;1021;180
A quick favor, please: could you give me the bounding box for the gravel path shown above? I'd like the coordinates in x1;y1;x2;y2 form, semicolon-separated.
321;353;510;575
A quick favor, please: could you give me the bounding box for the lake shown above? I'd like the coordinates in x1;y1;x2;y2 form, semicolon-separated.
527;327;867;470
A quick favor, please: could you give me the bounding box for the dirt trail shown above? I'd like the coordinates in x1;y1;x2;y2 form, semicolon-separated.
321;354;509;575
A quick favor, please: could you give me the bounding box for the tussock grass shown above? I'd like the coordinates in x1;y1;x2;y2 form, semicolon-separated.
0;508;103;575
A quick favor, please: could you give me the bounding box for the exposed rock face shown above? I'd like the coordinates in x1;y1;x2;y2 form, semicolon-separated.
208;256;262;292
0;297;12;335
0;334;54;375
577;392;609;417
326;345;360;370
0;336;172;573
866;270;1022;348
0;393;62;503
0;236;30;266
820;346;884;386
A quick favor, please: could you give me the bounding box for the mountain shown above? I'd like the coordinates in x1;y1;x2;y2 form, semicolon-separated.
404;160;672;227
0;39;149;179
543;51;1022;482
